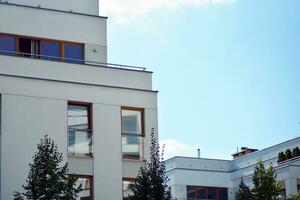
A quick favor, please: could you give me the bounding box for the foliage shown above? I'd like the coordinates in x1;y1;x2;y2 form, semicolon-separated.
292;147;300;158
278;147;300;163
235;178;253;200
287;192;300;200
252;160;280;200
278;152;286;163
285;149;293;160
13;135;82;200
128;128;172;200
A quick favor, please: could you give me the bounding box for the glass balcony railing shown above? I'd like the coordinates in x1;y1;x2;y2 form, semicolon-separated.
68;129;93;158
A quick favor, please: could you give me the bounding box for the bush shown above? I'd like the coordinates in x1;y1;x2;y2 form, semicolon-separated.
285;149;293;160
278;152;286;163
292;147;300;158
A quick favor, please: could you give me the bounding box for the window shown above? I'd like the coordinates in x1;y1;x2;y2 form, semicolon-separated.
121;107;144;160
123;178;135;200
73;175;93;200
0;33;85;64
19;37;40;57
64;43;83;63
187;186;228;200
40;41;60;60
0;34;16;55
68;102;93;157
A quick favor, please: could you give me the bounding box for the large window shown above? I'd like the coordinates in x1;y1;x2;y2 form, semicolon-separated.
122;178;135;200
0;34;16;55
121;107;144;160
40;41;60;60
64;43;83;63
68;102;93;157
187;186;228;200
73;175;93;200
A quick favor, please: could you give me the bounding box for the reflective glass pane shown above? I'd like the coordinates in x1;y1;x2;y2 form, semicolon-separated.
75;177;91;200
122;135;143;159
68;129;92;157
68;105;89;130
122;110;142;135
68;104;92;157
64;43;83;63
123;179;135;199
0;35;16;55
198;188;206;199
207;188;217;200
219;188;228;200
40;41;60;60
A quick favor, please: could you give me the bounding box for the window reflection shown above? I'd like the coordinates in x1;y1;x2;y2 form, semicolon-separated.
123;179;135;200
74;176;92;200
0;35;16;55
68;103;92;157
121;108;144;160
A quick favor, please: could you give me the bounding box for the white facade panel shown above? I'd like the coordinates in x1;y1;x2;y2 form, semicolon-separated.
0;3;106;45
1;94;68;200
6;0;99;15
93;104;123;200
0;55;153;91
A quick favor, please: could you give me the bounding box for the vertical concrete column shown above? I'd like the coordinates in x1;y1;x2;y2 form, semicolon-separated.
285;178;297;197
228;188;236;200
173;184;187;200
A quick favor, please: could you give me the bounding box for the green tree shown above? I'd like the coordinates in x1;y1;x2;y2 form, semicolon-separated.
13;135;82;200
235;178;253;200
129;128;172;200
252;160;280;200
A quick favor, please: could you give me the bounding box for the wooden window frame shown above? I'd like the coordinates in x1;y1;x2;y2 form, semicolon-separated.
121;106;145;160
70;174;94;200
0;32;84;62
68;101;93;158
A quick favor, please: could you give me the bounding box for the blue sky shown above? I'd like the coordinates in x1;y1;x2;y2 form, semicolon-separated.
100;0;300;159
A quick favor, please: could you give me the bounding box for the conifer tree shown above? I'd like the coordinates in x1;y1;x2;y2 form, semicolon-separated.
252;160;280;200
235;178;253;200
129;128;172;200
13;135;82;200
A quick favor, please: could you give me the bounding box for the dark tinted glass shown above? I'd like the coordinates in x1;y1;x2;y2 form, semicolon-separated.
220;188;228;200
208;188;217;199
41;41;60;60
64;43;83;63
0;35;16;55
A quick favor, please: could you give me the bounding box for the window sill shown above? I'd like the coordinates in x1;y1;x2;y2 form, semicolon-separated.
68;154;93;159
122;158;146;163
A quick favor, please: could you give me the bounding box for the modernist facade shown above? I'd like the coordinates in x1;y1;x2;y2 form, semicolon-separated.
0;0;158;199
166;137;300;200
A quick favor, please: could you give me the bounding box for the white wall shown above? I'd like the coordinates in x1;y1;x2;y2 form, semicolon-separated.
2;0;99;15
0;55;153;91
0;74;158;200
0;3;106;45
1;94;68;200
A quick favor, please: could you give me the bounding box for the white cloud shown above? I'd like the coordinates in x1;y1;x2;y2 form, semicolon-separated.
100;0;237;23
160;138;200;160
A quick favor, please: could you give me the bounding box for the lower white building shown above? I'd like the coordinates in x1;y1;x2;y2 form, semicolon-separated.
166;137;300;200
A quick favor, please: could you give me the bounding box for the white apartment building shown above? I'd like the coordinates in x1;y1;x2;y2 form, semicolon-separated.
0;1;158;199
166;137;300;200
